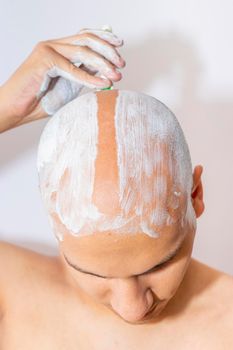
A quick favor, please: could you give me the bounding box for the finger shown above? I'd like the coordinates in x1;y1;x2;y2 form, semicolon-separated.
79;24;113;33
46;48;112;89
79;63;98;75
53;28;124;47
48;42;122;81
78;28;124;46
47;34;125;69
73;34;125;68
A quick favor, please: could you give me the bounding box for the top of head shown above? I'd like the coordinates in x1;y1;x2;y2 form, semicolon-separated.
37;89;195;240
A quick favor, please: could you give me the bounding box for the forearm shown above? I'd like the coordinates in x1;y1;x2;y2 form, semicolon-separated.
0;84;17;133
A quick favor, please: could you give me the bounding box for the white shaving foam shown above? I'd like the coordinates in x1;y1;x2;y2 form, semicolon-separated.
37;90;196;241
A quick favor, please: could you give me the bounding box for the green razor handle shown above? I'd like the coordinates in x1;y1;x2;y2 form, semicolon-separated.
101;86;113;91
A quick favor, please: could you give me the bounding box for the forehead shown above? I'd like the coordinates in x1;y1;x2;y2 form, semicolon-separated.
38;90;188;241
59;223;184;273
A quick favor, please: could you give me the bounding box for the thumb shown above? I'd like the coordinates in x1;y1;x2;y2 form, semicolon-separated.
40;76;83;115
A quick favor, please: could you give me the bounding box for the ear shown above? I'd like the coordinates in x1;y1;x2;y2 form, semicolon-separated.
191;165;205;218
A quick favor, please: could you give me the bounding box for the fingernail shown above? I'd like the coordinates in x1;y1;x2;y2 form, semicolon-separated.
106;70;118;79
107;70;122;81
118;57;126;67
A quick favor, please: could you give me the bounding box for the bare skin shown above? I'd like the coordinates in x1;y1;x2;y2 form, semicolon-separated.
0;29;233;349
0;242;232;349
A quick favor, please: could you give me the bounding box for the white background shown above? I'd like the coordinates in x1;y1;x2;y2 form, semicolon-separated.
0;0;232;274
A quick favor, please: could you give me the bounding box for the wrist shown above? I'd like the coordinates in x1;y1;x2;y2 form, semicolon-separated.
0;84;48;132
0;84;17;132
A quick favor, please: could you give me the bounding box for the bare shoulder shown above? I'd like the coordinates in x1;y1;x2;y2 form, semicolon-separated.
193;258;233;295
0;239;50;270
0;241;32;319
209;265;233;335
191;259;233;347
209;266;233;348
0;239;59;281
191;258;233;307
0;240;58;311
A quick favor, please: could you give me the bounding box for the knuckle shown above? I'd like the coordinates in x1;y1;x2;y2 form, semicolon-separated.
78;32;95;41
34;40;50;52
32;41;54;66
36;40;47;48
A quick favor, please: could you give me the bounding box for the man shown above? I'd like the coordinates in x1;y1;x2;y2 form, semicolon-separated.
0;28;232;349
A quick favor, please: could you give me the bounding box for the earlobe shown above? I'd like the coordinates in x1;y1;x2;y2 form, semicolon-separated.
191;165;205;218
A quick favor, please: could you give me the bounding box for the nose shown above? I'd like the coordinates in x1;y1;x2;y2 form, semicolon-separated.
110;277;154;322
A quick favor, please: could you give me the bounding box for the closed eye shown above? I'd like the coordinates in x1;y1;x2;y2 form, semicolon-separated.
64;243;181;280
94;255;176;279
148;255;175;273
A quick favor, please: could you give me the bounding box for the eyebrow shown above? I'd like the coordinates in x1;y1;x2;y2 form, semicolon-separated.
63;235;185;279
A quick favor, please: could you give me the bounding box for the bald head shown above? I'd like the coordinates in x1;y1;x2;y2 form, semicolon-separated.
37;89;196;241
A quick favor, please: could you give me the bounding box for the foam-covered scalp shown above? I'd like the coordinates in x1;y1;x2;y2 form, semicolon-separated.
37;89;196;241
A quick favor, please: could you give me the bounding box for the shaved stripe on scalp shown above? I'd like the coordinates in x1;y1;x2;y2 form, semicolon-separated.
37;90;196;241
